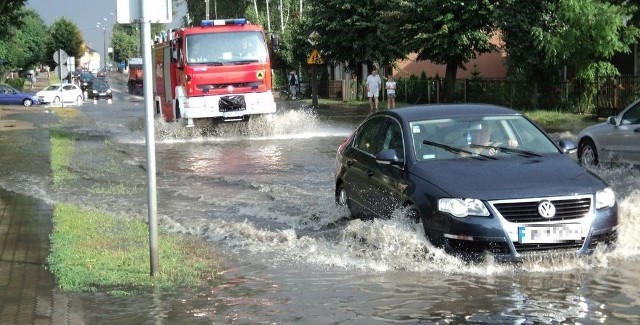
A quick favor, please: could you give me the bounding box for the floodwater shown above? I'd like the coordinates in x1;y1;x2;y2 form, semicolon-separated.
0;87;639;324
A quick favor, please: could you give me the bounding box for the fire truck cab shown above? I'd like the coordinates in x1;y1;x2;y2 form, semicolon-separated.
152;18;276;127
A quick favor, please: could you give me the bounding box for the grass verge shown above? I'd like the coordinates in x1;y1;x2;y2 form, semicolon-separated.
48;113;222;295
47;203;221;294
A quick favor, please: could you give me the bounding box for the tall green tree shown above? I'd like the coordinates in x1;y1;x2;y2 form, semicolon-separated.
396;0;498;102
500;0;559;108
10;8;48;69
0;0;27;78
44;18;84;69
303;0;406;80
533;0;639;79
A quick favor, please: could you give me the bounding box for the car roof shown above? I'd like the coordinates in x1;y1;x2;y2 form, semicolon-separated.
376;104;523;122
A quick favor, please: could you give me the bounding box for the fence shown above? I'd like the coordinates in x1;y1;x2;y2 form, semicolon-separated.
316;76;640;117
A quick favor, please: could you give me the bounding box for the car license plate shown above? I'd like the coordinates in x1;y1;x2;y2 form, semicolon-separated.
517;224;582;243
222;111;243;118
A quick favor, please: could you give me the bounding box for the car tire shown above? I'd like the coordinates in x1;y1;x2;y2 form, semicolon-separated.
579;139;598;166
76;95;83;103
336;183;355;219
22;99;33;107
53;97;61;104
402;203;421;224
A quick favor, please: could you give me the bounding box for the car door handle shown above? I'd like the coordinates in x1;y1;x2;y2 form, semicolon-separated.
367;170;374;178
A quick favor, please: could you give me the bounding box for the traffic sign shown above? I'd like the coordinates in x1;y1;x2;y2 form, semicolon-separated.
307;49;324;65
307;31;320;46
54;65;69;80
53;49;68;64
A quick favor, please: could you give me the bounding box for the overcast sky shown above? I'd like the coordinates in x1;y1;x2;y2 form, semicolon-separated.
26;0;185;64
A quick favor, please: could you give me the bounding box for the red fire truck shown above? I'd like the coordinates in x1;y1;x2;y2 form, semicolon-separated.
152;18;277;127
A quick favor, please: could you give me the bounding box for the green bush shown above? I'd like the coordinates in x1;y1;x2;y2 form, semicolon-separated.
5;78;25;91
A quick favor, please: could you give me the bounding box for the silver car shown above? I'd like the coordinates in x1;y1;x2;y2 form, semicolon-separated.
578;98;640;166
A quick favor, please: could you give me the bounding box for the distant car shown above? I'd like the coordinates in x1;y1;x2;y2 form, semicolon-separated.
0;84;41;107
36;83;84;104
87;79;112;99
334;104;618;262
96;69;107;78
578;99;640;166
79;72;95;91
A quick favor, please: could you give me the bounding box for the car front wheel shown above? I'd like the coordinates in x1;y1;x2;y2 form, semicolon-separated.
579;140;598;166
52;97;61;104
22;99;33;107
336;184;354;219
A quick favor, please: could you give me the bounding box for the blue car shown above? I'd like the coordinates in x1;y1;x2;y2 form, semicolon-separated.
0;84;41;107
334;104;618;262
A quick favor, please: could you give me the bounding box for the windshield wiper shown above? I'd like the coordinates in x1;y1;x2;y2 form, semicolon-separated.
470;144;542;157
422;140;496;160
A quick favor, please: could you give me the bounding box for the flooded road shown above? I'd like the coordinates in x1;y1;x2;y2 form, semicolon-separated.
0;89;639;324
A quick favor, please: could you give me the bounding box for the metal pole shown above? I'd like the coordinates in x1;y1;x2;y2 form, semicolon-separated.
103;28;107;70
140;0;159;276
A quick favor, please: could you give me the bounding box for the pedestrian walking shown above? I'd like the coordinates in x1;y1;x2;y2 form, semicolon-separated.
366;68;382;113
289;70;299;99
385;75;396;109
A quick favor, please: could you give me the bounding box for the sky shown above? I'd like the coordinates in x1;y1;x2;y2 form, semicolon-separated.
26;0;185;65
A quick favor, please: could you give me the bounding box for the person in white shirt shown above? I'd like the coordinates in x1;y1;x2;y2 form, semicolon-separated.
385;75;396;109
366;68;382;113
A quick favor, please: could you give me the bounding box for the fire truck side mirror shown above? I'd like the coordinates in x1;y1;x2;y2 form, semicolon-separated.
270;34;279;51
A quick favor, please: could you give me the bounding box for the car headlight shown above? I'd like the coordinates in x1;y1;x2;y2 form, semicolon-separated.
438;198;490;218
595;187;616;209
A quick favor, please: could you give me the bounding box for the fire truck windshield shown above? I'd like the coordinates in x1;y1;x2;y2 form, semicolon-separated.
186;32;267;65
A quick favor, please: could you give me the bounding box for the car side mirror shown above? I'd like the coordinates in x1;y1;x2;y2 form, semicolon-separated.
558;139;577;154
606;116;617;126
375;148;404;166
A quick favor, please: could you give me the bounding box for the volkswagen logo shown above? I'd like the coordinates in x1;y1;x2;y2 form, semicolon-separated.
538;200;556;219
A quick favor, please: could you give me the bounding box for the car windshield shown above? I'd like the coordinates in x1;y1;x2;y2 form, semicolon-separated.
410;115;560;161
186;31;267;64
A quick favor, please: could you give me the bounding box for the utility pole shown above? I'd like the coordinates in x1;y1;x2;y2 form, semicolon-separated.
205;0;209;20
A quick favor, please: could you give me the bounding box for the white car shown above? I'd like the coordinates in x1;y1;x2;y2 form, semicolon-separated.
36;83;84;104
578;98;640;166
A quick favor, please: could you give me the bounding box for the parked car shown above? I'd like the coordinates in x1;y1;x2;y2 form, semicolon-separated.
578;98;640;166
87;79;112;99
334;104;618;262
35;83;84;104
0;84;41;107
79;72;95;91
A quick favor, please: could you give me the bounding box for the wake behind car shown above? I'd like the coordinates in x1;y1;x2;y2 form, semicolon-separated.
36;83;84;104
335;104;618;262
0;84;40;107
578;98;640;166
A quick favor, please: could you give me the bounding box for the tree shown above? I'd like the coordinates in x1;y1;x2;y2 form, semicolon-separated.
303;0;406;80
532;0;640;113
44;18;84;69
396;0;498;102
0;0;27;78
10;9;48;69
500;0;559;108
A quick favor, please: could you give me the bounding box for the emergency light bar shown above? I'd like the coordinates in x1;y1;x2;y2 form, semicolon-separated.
201;18;247;27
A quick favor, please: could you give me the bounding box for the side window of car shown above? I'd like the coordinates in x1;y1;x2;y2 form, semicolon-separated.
354;117;386;156
380;120;404;159
622;102;640;125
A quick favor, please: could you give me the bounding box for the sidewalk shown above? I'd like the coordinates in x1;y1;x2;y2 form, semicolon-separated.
0;104;85;323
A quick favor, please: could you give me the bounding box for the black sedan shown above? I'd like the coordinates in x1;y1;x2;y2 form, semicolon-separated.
334;104;618;262
87;79;113;100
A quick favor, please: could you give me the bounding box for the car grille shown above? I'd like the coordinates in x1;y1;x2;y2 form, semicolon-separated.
491;196;591;223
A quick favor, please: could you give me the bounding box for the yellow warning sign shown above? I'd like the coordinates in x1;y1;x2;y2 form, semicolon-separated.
256;70;265;79
307;49;324;65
